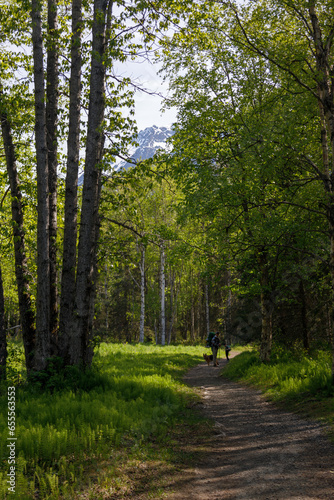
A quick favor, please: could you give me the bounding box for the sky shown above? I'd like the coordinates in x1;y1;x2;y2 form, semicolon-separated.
117;58;178;131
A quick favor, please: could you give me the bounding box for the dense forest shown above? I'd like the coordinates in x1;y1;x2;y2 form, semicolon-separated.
0;0;334;377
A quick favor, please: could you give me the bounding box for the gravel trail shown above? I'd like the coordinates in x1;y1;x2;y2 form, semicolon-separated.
166;353;334;500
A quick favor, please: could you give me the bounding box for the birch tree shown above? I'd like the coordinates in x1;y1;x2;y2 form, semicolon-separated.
139;244;146;343
0;0;181;372
159;241;166;345
31;0;50;371
68;0;111;365
46;0;59;348
58;0;82;361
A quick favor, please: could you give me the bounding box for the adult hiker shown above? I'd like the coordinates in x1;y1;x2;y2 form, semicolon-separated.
211;332;221;367
206;331;216;353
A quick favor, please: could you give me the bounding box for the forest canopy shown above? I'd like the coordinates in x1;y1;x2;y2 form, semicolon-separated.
0;0;334;379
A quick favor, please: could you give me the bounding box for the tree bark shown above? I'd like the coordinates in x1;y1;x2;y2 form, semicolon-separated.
226;266;232;342
0;264;7;380
167;269;176;345
139;245;145;343
260;292;273;363
85;234;101;365
59;0;82;362
205;282;210;336
159;242;166;345
31;0;50;371
46;0;59;355
70;0;111;365
299;279;309;350
259;250;273;363
104;265;109;331
190;272;195;341
0;90;36;373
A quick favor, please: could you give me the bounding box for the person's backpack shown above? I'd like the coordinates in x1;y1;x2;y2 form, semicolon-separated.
206;331;215;347
226;345;231;352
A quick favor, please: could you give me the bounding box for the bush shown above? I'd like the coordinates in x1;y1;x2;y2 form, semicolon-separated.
222;350;260;380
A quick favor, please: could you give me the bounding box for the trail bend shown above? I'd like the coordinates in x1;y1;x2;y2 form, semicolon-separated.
167;352;334;500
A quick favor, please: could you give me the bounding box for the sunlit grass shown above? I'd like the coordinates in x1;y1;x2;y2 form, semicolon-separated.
2;341;334;498
223;346;334;430
0;342;205;499
224;348;333;398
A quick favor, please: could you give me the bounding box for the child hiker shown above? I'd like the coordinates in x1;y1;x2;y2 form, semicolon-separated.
225;341;231;361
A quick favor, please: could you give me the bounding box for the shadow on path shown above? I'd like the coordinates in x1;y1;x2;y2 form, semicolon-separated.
166;353;334;500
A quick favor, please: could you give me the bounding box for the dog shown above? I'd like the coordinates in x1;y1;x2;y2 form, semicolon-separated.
203;353;218;366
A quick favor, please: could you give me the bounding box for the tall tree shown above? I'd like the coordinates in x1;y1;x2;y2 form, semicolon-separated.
71;0;112;365
0;89;36;373
46;0;59;351
58;0;82;362
159;241;166;345
0;263;7;380
139;243;146;343
1;0;187;370
31;0;50;371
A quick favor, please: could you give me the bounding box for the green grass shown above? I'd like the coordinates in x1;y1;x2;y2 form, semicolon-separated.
4;341;333;499
224;348;333;398
223;346;334;431
0;343;206;499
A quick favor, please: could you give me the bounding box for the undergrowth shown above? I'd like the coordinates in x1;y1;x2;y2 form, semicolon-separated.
4;341;333;498
223;344;334;402
0;343;205;499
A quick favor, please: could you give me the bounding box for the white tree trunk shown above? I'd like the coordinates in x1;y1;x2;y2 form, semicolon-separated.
167;270;175;345
59;0;82;361
46;0;59;350
71;0;110;365
160;243;166;345
31;0;50;370
139;245;145;343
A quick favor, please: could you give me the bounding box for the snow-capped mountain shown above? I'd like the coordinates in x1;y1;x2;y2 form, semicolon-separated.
116;125;174;170
78;125;174;184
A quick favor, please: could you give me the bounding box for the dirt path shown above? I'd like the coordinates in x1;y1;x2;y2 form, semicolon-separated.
166;353;334;500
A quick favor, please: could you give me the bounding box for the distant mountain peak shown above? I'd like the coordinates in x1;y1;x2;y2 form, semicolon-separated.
116;125;174;170
78;125;174;184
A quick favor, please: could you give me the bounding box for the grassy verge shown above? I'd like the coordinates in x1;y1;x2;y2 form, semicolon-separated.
6;341;332;499
0;343;209;499
222;346;334;436
72;400;211;500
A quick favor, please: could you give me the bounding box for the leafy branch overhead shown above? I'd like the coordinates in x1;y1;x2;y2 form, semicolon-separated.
1;0;334;379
